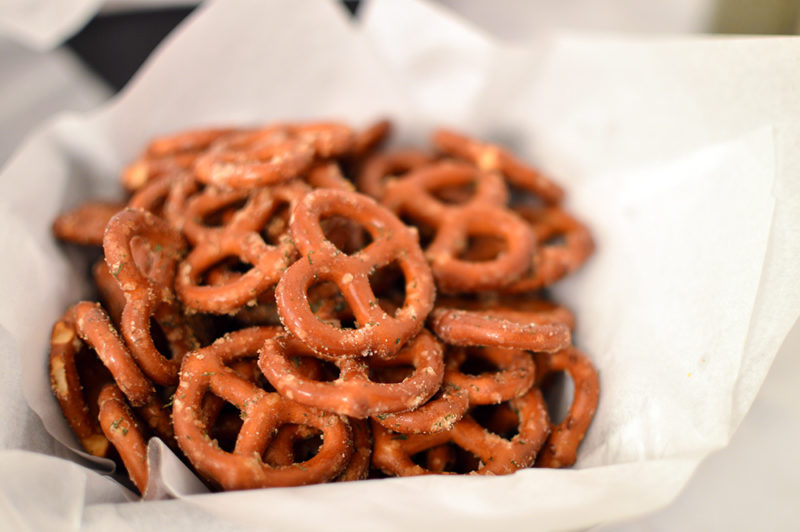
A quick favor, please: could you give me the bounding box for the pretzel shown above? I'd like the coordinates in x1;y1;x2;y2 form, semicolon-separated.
92;261;126;326
443;345;536;405
52;201;124;246
534;347;599;468
176;181;307;314
503;206;595;292
194;123;354;189
103;208;196;386
433;128;563;205
259;330;443;418
372;386;550;476
97;383;150;494
381;161;536;293
357;149;433;200
350;119;392;160
371;382;469;434
435;295;576;330
429;307;571;353
173;326;354;489
275;188;434;358
128;171;199;234
122;128;236;191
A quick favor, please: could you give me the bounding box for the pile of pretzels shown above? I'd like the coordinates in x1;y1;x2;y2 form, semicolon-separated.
49;120;599;494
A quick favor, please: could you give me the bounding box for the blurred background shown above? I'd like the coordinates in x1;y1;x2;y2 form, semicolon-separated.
1;1;798;530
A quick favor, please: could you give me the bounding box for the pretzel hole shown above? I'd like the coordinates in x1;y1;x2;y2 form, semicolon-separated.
411;444;481;474
320;215;373;254
200;258;253;286
458;347;501;376
76;347;113;423
368;261;406;317
543;233;567;247
368;364;415;384
540;370;572;425
399;213;435;249
308;281;357;329
201;197;248;228
261;201;292;245
208;401;244;452
457;234;507;262
472;403;520;440
508;183;546;209
430;180;477;205
286;425;323;462
149;318;178;361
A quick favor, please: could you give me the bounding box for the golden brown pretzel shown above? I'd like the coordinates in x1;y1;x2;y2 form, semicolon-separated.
535;347;599;468
429;307;571;353
258;330;444;418
173;326;354;489
97;383;150;494
49;302;156;457
275;188;434;358
433;128;564;205
175;181;306;314
381;161;536;293
194;123;354;189
52;201;124;246
356;149;433;200
443;345;536;405
372;387;550;476
371;382;469;434
103;208;196;386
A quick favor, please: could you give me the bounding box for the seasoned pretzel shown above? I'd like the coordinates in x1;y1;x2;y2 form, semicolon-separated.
128;171;199;234
503;206;595;292
92;261;126;326
435;295;576;330
194;123;354;189
357;149;433;200
429;306;570;353
275;189;434;358
381;161;536;293
175;181;307;314
371;382;469;434
534;347;599;468
103;208;195;386
350;119;392;160
49;302;156;457
259;330;443;418
52;201;124;246
443;345;536;405
122;128;235;191
173;327;354;489
372;387;550;476
433;128;564;205
97;383;150;494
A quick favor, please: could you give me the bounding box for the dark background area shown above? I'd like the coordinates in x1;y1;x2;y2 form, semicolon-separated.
66;1;360;92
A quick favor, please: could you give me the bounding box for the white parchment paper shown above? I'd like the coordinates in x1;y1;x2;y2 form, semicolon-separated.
1;0;798;530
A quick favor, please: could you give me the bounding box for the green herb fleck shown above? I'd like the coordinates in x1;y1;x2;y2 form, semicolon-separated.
202;371;216;377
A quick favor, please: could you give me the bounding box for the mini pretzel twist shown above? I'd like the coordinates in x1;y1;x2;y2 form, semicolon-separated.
258;330;444;418
175;181;307;314
173;327;354;489
433;128;564;205
429;307;571;353
381;161;536;293
103;208;196;386
52;201;125;246
534;347;599;468
443;345;536;405
122;128;235;192
275;188;435;358
194;123;354;189
372;386;550;476
97;383;150;494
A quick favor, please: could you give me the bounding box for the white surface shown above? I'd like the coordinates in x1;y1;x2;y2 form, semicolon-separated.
0;0;798;530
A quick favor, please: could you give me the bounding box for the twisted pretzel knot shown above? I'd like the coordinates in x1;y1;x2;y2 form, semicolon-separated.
433;128;564;205
258;330;444;419
534;347;599;468
175;181;307;314
275;188;434;358
381;161;536;293
103;208;195;386
372;387;550;476
194;123;354;189
173;327;354;489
